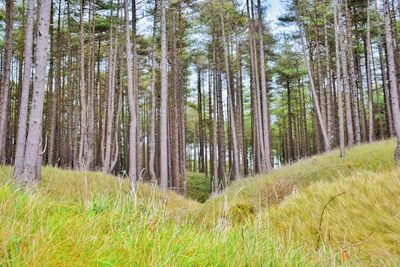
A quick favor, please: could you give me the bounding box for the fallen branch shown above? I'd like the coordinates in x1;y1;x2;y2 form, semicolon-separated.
316;191;345;249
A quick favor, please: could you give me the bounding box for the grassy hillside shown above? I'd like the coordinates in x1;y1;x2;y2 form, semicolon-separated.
1;139;399;265
198;140;396;223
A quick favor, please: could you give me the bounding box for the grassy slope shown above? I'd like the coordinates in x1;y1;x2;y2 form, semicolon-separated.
198;140;396;223
0;139;399;265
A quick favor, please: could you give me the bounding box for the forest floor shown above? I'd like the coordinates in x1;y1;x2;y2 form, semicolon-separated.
0;139;399;266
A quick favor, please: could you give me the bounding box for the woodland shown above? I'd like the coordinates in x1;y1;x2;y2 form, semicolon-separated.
1;0;400;265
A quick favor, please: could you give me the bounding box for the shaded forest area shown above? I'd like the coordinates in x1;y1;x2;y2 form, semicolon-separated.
1;0;400;195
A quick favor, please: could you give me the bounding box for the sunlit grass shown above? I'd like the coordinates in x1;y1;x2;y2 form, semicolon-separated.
0;139;398;265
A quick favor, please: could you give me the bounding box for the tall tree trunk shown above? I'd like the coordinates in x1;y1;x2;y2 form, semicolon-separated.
338;2;354;147
297;16;331;151
375;0;394;137
148;0;158;184
14;0;34;178
334;0;346;157
20;0;51;184
124;0;138;191
0;0;14;163
48;0;63;166
323;6;334;145
220;12;240;180
159;0;169;190
78;0;88;169
383;0;400;160
366;0;374;142
345;2;361;144
257;0;272;170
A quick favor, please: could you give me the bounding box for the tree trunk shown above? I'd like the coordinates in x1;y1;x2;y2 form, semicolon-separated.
20;0;51;184
366;0;374;142
0;0;14;163
220;12;240;180
160;0;169;190
334;0;346;158
148;0;158;184
14;0;34;178
297;16;331;152
124;0;138;191
383;0;400;160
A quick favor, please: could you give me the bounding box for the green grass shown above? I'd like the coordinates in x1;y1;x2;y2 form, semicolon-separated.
186;172;211;203
0;139;399;265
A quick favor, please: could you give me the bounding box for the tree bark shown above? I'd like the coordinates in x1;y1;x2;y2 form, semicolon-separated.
160;0;169;190
383;0;400;160
0;0;14;163
20;0;51;184
334;0;346;158
14;0;34;178
124;0;138;191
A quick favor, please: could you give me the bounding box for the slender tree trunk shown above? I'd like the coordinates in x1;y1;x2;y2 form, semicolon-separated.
220;12;240;180
20;0;51;184
78;0;88;169
297;16;331;151
124;0;138;191
323;7;334;145
48;0;63;166
345;2;361;144
366;0;374;142
0;0;14;163
375;0;394;137
334;0;346;157
14;0;34;178
160;0;169;190
257;0;272;170
338;2;354;147
148;0;158;184
383;0;400;160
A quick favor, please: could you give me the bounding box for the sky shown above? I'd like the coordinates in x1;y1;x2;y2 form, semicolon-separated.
267;0;285;24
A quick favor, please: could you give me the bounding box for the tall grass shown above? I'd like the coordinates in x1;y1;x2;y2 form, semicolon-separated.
0;175;303;266
0;139;399;265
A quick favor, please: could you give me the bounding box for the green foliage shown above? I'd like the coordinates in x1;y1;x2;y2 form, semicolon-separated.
186;172;211;203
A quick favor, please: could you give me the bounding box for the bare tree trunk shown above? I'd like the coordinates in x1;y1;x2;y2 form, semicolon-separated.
220;12;240;180
197;68;205;173
0;0;14;163
345;2;361;144
14;0;34;178
257;0;272;171
160;0;169;190
48;0;63;166
297;16;331;151
78;0;88;169
338;2;355;147
375;0;394;137
86;0;96;169
132;0;141;181
334;0;346;158
148;0;158;184
366;0;374;142
124;0;138;191
20;0;51;184
383;0;400;160
323;6;334;145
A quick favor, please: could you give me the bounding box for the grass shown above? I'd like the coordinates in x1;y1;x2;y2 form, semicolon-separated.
186;172;211;203
0;139;399;265
198;140;397;224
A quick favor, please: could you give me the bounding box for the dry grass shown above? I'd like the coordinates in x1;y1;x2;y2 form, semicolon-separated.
0;139;399;265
